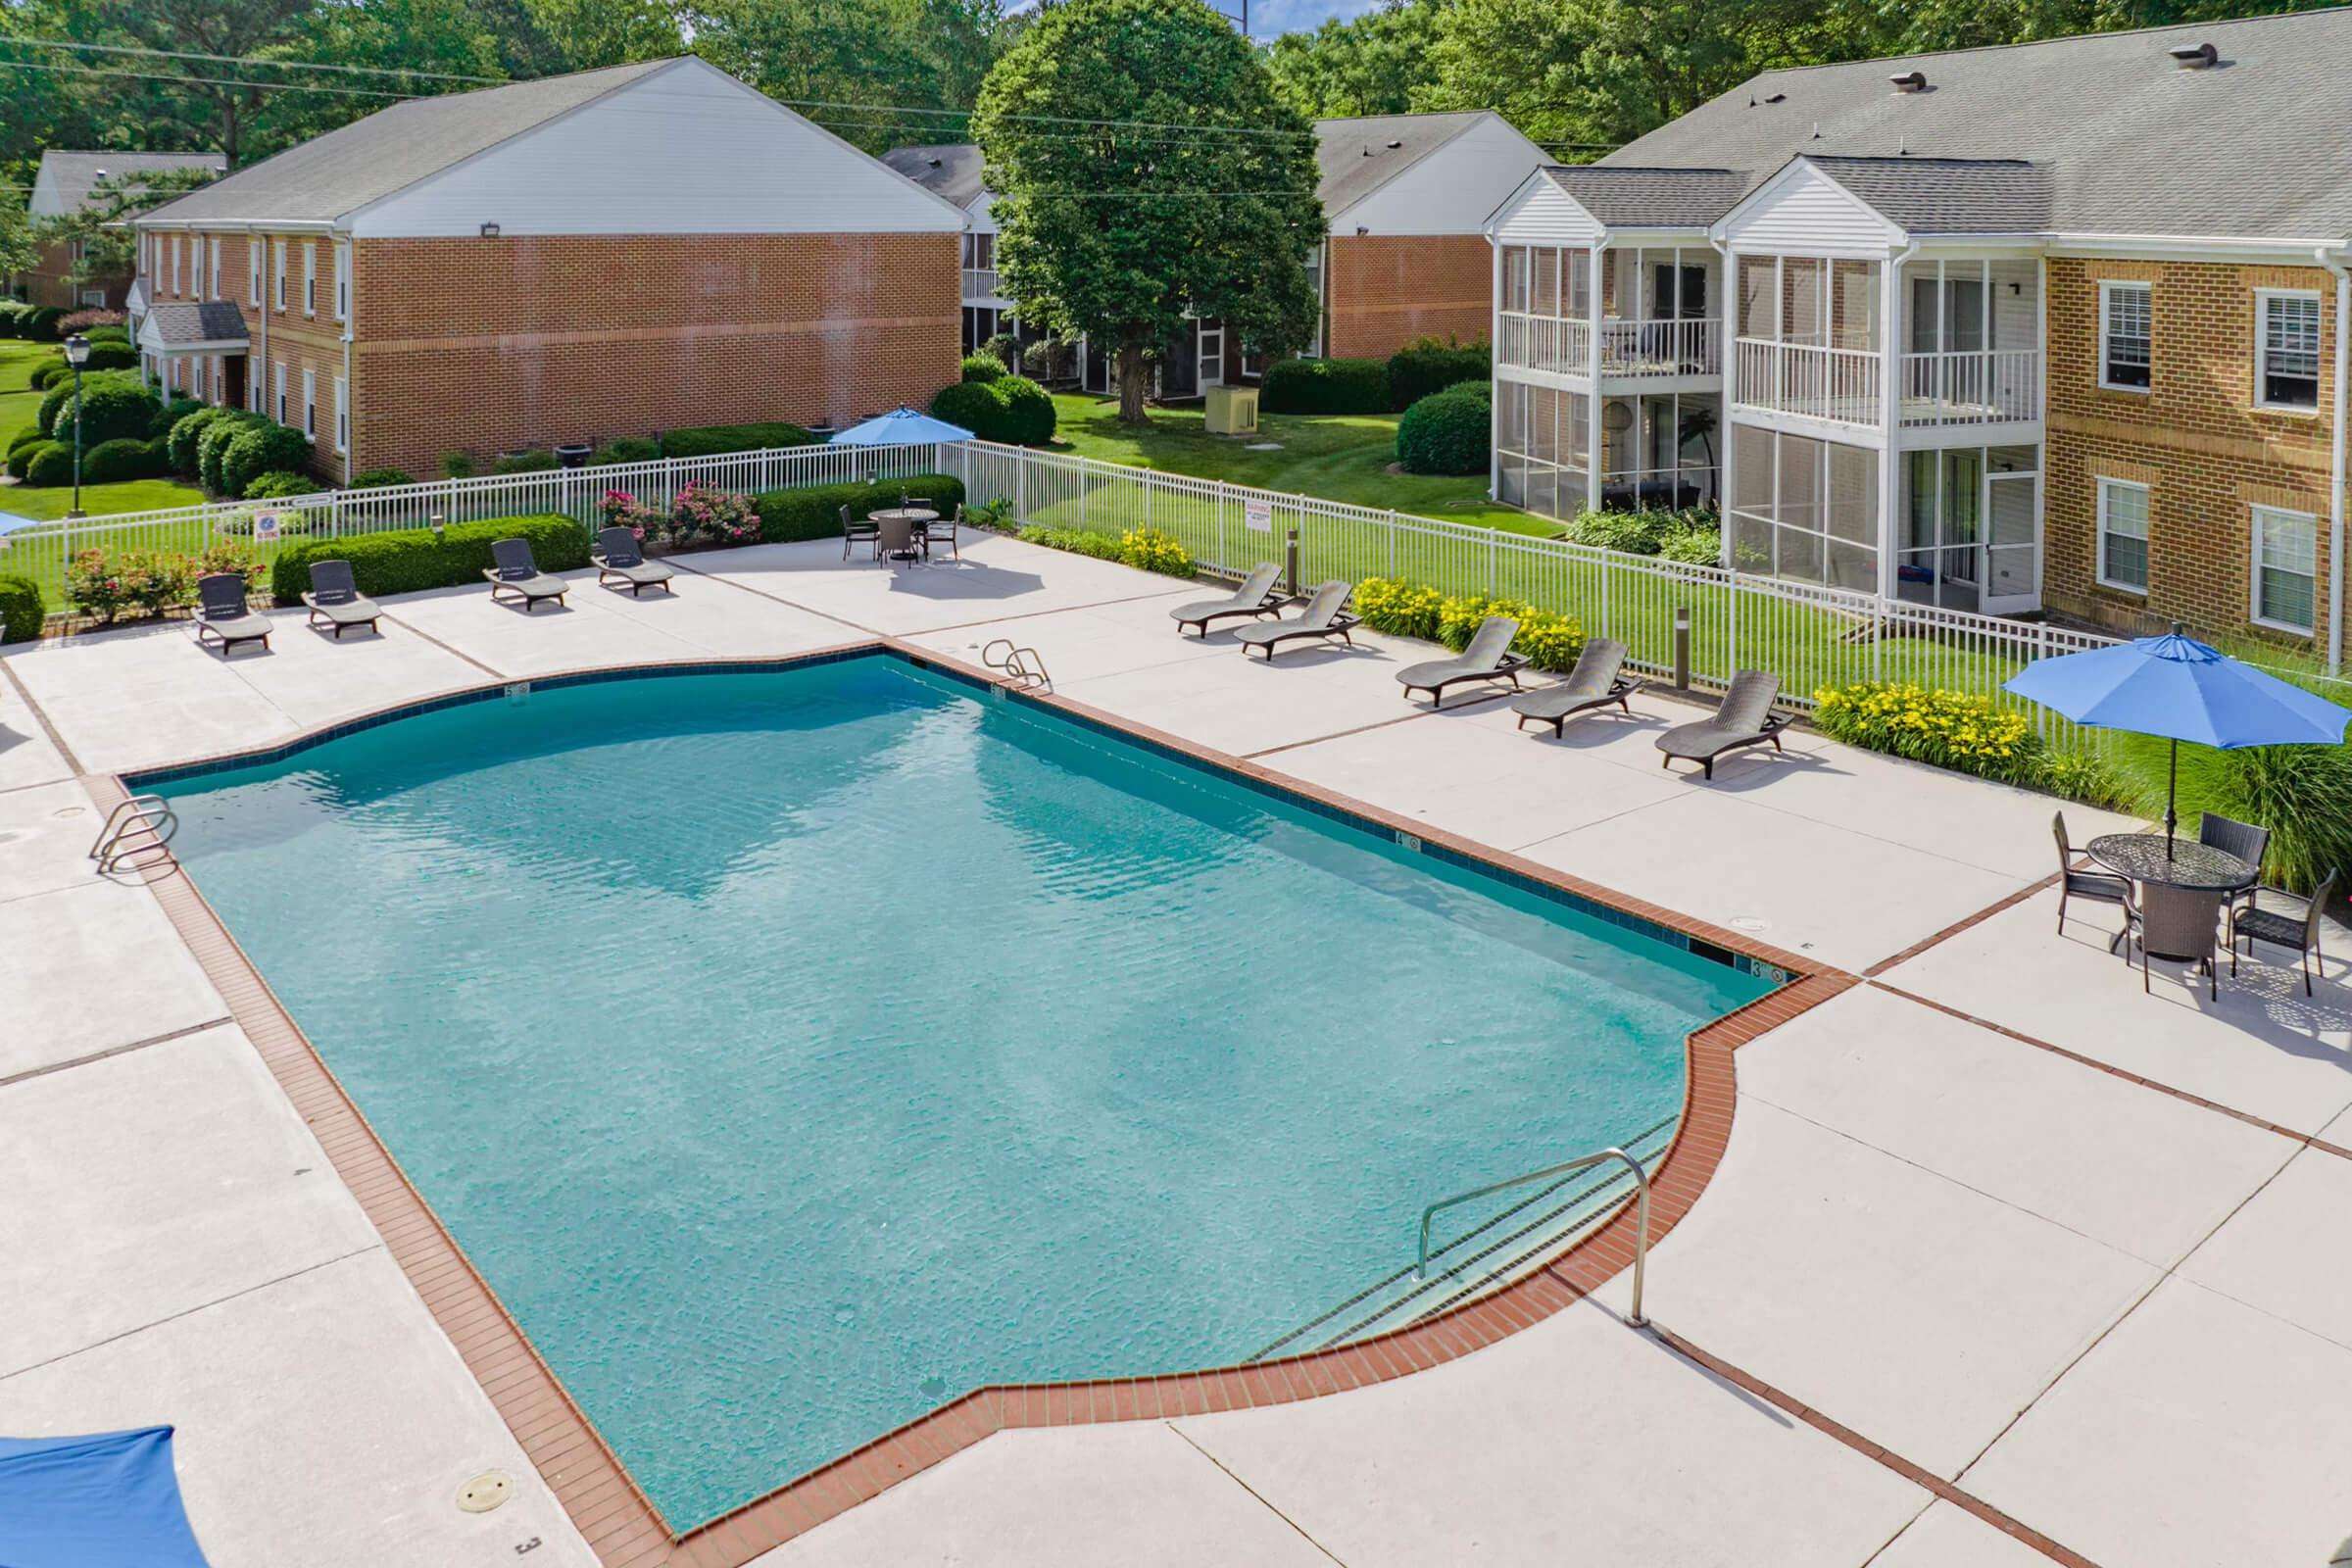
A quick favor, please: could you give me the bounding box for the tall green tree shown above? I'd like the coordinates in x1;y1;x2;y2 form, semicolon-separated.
686;0;1004;152
975;0;1324;425
1262;0;1446;120
33;164;220;286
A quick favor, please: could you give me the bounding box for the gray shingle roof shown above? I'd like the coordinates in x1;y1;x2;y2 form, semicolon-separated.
29;151;226;219
1806;156;2053;233
1604;8;2352;240
1312;111;1493;216
140;300;248;348
880;143;986;208
136;59;675;226
1541;166;1749;228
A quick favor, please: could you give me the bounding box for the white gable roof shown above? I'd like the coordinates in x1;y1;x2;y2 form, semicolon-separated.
1710;158;1902;256
1325;112;1550;237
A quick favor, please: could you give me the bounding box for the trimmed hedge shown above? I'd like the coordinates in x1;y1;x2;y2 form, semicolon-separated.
270;514;589;605
25;306;65;340
589;438;660;466
959;353;1005;383
930;375;1055;445
38;372;157;444
1396;387;1490;475
0;301;32;338
7;426;45;459
492;449;557;473
24;443;76;487
77;342;138;372
151;396;204;440
6;441;54;481
30;362;70;392
748;474;966;544
1386;338;1489;410
169;406;233;476
350;467;415;489
995;376;1055;445
242;470;318;500
220;421;314;499
0;573;41;643
658;422;814;459
82;436;168;483
1260;357;1389;415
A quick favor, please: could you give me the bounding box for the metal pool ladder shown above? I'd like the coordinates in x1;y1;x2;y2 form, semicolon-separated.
90;794;178;874
980;638;1053;694
1418;1145;1651;1326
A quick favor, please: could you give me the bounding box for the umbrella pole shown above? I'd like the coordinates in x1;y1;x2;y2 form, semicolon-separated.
2166;737;2179;857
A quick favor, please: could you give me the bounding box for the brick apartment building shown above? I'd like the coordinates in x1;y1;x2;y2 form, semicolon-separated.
1484;10;2352;662
888;110;1546;399
16;151;225;309
128;57;966;483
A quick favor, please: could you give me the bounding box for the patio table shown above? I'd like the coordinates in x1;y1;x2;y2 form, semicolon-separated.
868;508;935;564
2086;832;2254;893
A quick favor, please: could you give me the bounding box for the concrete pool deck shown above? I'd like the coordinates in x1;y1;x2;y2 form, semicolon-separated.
3;530;2348;1567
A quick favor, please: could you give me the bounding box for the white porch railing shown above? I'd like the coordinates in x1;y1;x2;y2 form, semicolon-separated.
961;267;1001;303
1497;315;1722;379
1733;338;1884;426
1898;348;2041;428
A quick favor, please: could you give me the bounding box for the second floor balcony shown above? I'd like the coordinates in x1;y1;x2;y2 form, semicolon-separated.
1733;339;2041;432
1497;314;1722;381
961;266;1002;303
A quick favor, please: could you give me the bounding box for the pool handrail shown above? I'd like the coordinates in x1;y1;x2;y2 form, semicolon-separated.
1416;1145;1650;1326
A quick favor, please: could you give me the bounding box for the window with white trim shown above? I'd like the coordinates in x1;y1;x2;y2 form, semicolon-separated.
212;357;223;404
249;240;262;305
169;235;181;295
2256;290;2321;410
333;373;348;453
2250;504;2319;632
333;242;350;322
2099;281;2150;391
303;242;317;316
2095;477;2149;593
209;237;220;300
302;368;317;436
272;241;286;311
274;360;287;423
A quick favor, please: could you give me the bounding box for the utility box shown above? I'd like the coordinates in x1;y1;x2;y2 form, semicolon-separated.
1205;384;1259;436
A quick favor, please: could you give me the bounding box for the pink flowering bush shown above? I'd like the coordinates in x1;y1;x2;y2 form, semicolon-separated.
65;549;196;622
598;489;666;541
595;484;760;549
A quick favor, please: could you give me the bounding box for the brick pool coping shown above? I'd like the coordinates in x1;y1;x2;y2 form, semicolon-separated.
102;637;1851;1568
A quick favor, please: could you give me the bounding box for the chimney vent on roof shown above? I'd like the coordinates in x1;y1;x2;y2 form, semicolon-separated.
1889;70;1928;93
2169;40;2219;69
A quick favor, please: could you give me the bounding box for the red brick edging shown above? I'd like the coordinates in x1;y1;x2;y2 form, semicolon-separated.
100;641;1855;1567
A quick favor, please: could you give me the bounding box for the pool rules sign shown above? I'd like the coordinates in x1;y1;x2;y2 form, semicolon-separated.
1245;500;1273;534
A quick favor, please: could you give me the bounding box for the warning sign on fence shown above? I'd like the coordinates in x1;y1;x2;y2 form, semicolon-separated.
1245;500;1273;533
252;511;282;543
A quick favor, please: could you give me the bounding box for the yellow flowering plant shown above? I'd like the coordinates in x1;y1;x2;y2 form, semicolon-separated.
1812;680;2041;784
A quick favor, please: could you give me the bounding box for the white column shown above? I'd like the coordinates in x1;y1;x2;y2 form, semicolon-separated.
1878;249;1906;601
1489;240;1503;502
1718;245;1740;568
1588;242;1606;514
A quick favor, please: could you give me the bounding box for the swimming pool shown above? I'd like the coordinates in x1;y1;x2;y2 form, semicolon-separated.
155;653;1771;1528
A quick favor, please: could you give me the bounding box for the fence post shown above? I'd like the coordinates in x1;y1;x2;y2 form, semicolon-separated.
1872;602;1885;685
1726;578;1739;680
1016;455;1027;524
1488;528;1497;596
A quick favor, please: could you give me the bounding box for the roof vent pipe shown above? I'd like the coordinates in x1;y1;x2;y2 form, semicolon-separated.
2170;41;2219;69
1889;70;1928;92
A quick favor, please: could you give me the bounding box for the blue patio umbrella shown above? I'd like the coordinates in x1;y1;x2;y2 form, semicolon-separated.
828;407;974;446
0;1427;214;1567
2003;628;2352;854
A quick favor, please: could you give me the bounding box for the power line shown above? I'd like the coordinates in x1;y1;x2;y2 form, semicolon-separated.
0;34;502;83
773;96;1318;140
0;59;427;99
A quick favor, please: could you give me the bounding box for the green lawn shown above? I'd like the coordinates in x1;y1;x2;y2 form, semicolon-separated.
0;338;207;540
0;337;53;452
1043;393;1554;538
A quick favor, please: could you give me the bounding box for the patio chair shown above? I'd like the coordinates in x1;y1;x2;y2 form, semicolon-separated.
2230;867;2337;997
300;560;381;640
841;504;880;562
593;527;677;597
2053;810;2137;955
2139;880;2220;1000
1169;563;1283;637
1512;637;1642;737
1655;670;1789;780
1232;581;1359;662
481;538;568;612
192;572;270;657
2198;811;2270;920
1396;615;1528;709
919;505;961;562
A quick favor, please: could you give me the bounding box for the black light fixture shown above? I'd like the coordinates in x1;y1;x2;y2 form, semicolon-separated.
479;221;501;238
62;334;91;519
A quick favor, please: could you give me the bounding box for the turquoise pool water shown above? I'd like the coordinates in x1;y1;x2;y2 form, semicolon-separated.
158;655;1769;1527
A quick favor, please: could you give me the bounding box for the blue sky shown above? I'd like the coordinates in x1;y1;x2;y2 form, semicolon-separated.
1212;0;1391;36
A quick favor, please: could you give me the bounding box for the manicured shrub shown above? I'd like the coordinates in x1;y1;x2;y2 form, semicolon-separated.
929;379;1005;437
167;406;229;473
349;467;415;489
76;342;138;372
491;449;557;473
0;573;42;643
197;414;263;492
1011;524;1193;576
589;438;660;466
1655;528;1722;566
220;421;314;499
1386;337;1489;411
657;422;814;459
1259;357;1389;415
600;482;762;548
6;440;55;481
25;306;65;340
269;514;588;605
241;470;319;500
995;376;1056;445
151;397;204;440
1396;386;1491;475
81;436;166;483
1812;681;2051;791
58;308;125;335
66;549;197;622
0;301;32;337
440;451;477;479
748;474;966;544
1353;576;1446;641
1015;524;1123;563
959;353;1005;383
7;426;46;459
24;442;76;487
30;362;70;392
37;371;157;445
930;377;1054;445
1562;505;1718;558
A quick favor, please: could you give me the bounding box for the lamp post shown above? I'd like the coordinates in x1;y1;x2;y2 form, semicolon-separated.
62;333;90;520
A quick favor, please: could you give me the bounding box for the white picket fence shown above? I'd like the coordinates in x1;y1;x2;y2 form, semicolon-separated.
16;434;2342;744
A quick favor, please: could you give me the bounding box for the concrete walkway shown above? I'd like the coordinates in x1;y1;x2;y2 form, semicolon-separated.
3;531;2346;1568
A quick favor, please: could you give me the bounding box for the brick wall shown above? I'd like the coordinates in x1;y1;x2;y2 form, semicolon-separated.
347;232;959;480
2044;256;2339;648
24;240;129;309
1325;234;1492;361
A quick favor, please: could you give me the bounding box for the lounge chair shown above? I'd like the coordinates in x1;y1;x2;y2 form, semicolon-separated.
1655;670;1789;780
1170;564;1283;637
841;504;880;561
300;560;381;639
2230;867;2337;997
2053;810;2137;955
192;571;270;657
1512;637;1642;737
593;527;676;597
1396;615;1527;708
482;538;568;612
1232;581;1359;661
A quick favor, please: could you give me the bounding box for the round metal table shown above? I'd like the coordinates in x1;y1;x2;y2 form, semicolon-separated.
2085;833;2254;892
868;508;937;564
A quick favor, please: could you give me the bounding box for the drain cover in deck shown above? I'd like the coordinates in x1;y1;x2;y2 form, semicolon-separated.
458;1471;514;1512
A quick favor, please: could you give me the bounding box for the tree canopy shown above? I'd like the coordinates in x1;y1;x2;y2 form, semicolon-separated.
973;0;1324;424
